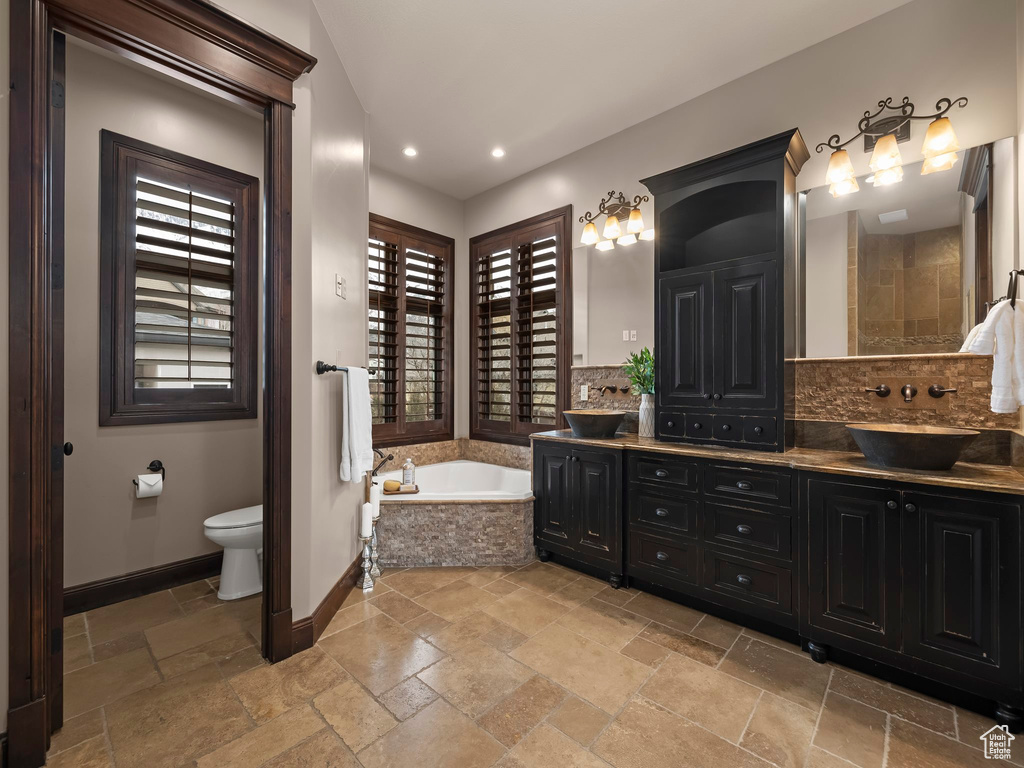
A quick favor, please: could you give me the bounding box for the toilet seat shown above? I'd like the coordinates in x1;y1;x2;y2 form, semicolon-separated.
204;505;262;530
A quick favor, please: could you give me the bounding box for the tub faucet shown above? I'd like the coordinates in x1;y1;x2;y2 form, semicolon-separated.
372;449;394;477
900;384;917;403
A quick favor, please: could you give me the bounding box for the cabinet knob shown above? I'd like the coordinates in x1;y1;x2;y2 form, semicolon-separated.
692;422;702;430
655;469;668;478
736;524;752;535
655;551;669;561
735;481;752;490
905;503;916;513
572;456;579;463
713;393;722;401
655;508;669;517
703;393;712;400
736;574;752;587
887;500;897;510
666;420;675;428
721;424;732;432
753;426;763;435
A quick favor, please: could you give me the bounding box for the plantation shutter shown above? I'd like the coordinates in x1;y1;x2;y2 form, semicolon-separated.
470;206;571;444
134;178;236;389
367;215;454;445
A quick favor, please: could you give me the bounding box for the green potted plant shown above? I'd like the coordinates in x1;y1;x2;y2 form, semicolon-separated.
623;347;655;437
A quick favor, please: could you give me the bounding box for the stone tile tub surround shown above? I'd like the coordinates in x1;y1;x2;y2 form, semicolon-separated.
375;437;530;472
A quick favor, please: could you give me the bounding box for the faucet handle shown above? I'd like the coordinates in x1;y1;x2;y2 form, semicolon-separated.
864;384;891;397
927;385;958;398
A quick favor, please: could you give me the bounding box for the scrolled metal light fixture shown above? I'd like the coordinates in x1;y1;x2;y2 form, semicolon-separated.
817;96;968;197
579;190;654;250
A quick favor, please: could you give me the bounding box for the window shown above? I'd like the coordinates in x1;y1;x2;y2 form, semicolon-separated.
99;131;259;425
368;214;454;446
470;206;572;444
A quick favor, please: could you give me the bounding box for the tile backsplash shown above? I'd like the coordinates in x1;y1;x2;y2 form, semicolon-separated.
375;438;530;472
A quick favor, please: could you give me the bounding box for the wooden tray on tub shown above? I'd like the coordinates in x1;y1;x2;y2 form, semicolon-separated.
382;486;420;496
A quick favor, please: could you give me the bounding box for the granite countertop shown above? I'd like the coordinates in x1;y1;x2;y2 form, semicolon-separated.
531;430;1024;496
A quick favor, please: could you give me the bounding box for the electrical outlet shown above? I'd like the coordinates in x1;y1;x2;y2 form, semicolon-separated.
580;384;589;401
622;330;629;341
630;330;637;342
335;273;347;299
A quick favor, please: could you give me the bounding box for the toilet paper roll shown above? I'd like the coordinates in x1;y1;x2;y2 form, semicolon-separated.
135;473;163;499
370;484;381;520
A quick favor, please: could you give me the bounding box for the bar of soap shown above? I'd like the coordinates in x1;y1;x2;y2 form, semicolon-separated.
383;479;401;492
399;484;418;492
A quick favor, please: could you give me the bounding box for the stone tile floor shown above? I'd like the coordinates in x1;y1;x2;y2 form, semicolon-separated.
51;562;1015;768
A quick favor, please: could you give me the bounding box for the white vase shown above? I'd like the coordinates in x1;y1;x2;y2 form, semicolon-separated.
639;393;655;438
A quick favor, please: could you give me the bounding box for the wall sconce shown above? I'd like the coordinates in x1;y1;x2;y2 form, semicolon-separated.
579;190;654;250
816;96;968;195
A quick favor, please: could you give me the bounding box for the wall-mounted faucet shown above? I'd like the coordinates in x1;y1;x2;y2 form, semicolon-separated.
900;384;918;403
598;385;618;396
928;385;958;398
372;448;394;476
864;384;891;398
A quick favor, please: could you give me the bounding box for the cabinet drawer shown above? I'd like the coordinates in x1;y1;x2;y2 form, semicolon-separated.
703;549;792;614
743;417;777;444
630;532;700;586
704;501;792;561
713;414;742;440
629;489;698;538
657;411;687;439
705;464;792;507
686;413;713;439
629;454;699;492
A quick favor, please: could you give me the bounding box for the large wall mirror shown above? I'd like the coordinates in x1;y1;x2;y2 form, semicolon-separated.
801;136;1013;358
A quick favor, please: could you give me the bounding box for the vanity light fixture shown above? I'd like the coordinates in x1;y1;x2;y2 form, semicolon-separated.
579;190;653;250
402;146;418;157
816;96;968;194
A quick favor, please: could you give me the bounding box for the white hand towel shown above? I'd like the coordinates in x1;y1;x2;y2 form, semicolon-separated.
959;321;983;353
986;302;1018;413
339;367;375;482
964;300;1007;355
1013;306;1024;408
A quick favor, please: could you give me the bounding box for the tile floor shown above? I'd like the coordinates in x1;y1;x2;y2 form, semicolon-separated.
51;563;1015;768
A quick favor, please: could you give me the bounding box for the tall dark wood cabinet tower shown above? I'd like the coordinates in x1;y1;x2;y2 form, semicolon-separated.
641;129;809;452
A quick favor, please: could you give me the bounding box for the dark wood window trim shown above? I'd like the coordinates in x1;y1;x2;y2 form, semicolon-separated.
368;213;454;448
99;131;260;425
469;205;572;446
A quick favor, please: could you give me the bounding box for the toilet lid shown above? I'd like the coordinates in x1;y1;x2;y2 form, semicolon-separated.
204;505;262;529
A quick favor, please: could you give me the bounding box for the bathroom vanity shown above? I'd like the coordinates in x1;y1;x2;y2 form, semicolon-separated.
531;430;1024;730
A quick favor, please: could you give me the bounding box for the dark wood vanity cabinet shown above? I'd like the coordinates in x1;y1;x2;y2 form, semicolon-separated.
642;129;808;452
533;442;623;584
804;474;1022;712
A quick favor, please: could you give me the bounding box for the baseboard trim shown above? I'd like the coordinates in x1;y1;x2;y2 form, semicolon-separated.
292;552;362;654
64;551;223;616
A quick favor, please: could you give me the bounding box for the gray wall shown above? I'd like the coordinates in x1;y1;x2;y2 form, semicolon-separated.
63;44;265;587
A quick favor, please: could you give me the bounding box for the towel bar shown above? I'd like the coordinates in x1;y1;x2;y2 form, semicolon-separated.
315;360;377;375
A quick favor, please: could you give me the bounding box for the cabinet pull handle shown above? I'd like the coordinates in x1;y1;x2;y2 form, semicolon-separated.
887;500;897;510
713;393;722;401
736;574;752;586
666;420;675;428
655;551;669;561
655;469;668;478
655;508;669;517
692;422;702;430
904;503;916;513
736;524;752;535
735;481;753;490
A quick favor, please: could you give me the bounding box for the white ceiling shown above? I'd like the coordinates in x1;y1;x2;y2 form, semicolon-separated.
314;0;910;200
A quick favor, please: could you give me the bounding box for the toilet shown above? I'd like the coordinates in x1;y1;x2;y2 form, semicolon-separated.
203;505;263;600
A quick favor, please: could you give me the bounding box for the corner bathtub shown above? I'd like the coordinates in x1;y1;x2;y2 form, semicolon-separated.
379;460;531;501
376;460;534;567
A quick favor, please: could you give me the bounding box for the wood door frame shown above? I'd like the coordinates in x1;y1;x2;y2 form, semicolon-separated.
8;2;315;765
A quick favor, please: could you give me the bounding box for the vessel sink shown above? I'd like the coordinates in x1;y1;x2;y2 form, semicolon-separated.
563;410;626;439
846;423;980;471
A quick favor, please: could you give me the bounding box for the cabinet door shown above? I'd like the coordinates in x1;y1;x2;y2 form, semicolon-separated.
572;449;621;564
657;272;713;408
533;445;572;546
712;262;777;410
902;492;1020;686
807;479;902;648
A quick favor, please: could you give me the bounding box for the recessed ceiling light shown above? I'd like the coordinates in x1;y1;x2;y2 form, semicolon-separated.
402;147;417;157
491;148;505;158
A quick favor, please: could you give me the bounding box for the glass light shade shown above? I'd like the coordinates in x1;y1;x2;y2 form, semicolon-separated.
921;151;959;175
603;215;622;239
580;221;599;245
617;234;637;246
869;134;903;172
639;228;655;241
921;117;959;158
825;149;856;185
626;208;645;234
595;239;615;252
828;177;860;197
869;164;904;187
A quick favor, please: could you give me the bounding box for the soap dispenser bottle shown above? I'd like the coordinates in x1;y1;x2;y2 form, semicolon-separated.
401;457;416;486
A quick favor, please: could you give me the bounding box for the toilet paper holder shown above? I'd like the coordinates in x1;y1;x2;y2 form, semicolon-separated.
132;459;166;487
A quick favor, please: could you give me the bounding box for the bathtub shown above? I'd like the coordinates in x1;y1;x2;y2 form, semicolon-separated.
375;460;535;566
378;460;532;502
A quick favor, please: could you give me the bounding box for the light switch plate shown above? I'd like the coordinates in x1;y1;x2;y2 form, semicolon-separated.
580;384;589;401
622;330;629;341
630;330;637;341
335;273;347;299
